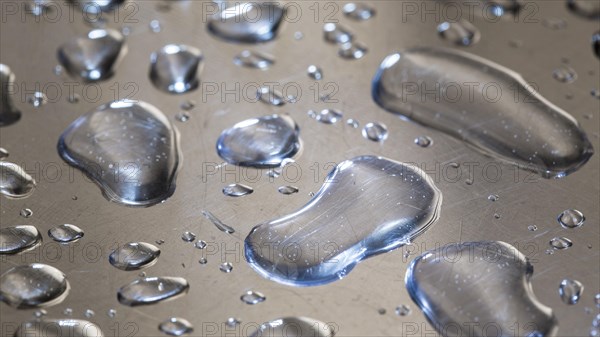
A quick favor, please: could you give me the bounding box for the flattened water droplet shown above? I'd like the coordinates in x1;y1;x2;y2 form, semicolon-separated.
323;23;353;44
0;263;69;308
202;210;235;234
338;41;367;59
309;109;343;124
250;317;334;337
414;136;433;148
217;114;300;168
528;225;538;231
553;64;578;83
117;276;189;306
14;319;104;337
234;50;274;69
0;64;21;126
488;194;499;202
208;3;285;43
568;0;600;19
307;65;323;80
437;20;480;46
48;224;84;243
219;262;233;273
159;317;193;336
406;241;557;337
362;122;388;142
395;304;411;316
0;225;42;254
109;242;161;270
559;278;584;305
58;100;181;207
58;29;127;82
372;48;594;178
245;156;441;286
181;232;196;242
550;237;573;250
223;183;253;197
20;208;33;218
342;3;375;21
346;119;359;128
257;87;286;106
198;257;208;265
558;209;585;228
241;290;266;305
150;44;203;94
278;185;299;195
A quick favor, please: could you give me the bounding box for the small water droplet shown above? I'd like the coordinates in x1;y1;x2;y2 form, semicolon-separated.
494;213;501;219
156;239;165;245
342;3;375;20
0;263;69;308
338;41;367;59
309;109;343;124
219;262;233;273
395;304;411;316
175;112;190;123
592;89;600;99
437;20;480;46
294;31;304;40
118;276;189;306
545;249;555;255
107;308;117;318
223;183;253;197
109;242;161;270
362;122;388;142
595;293;600;307
233;50;274;70
346;119;359;128
558;209;585;228
33;309;47;318
20;208;33;218
488;194;499;202
240;290;266;305
251;317;333;337
63;308;73;316
53;65;63;76
180;100;196;111
150;19;161;33
550;237;573;250
182;232;196;242
257;87;286;106
278;185;299;195
198;257;208;265
226;317;240;327
553;64;578;83
528;225;538;231
414;136;433;148
159;317;193;336
194;240;207;249
0;225;42;254
202;210;235;234
27;92;47;107
307;65;323;80
84;309;95;318
1;162;36;199
48;224;84;243
323;23;353;44
559;279;584;305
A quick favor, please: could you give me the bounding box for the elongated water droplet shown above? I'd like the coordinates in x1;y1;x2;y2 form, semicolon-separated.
0;263;69;308
48;224;84;243
557;209;585;228
372;48;594;178
278;185;299;195
234;50;274;69
342;3;375;21
150;44;203;94
109;242;160;270
559;278;584;305
362;122;388;142
245;156;441;286
20;208;33;218
73;0;125;13
553;64;578;83
208;3;285;43
15;319;104;337
307;65;323;80
414;136;433;148
159;317;193;336
406;241;557;336
58;100;181;207
323;23;353;43
219;262;233;273
0;64;21;127
437;20;480;46
223;183;253;197
0;225;42;254
241;290;266;304
338;42;367;59
550;237;573;250
346;119;359;128
257;87;286;106
58;29;127;82
181;232;196;242
217;115;300;167
568;0;600;19
309;109;343;124
250;317;334;337
202;210;235;234
117;276;189;306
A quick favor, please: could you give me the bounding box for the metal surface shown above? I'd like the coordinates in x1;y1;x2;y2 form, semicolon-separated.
1;1;599;336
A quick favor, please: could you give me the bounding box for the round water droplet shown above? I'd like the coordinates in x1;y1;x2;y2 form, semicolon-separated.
223;183;253;197
226;317;241;327
0;263;69;308
219;262;233;273
307;65;323;80
233;50;274;70
396;304;411;316
278;185;299;195
150;44;203;94
241;290;266;305
528;225;538;231
559;279;584;305
310;109;343;124
64;308;73;315
0;225;42;254
342;2;375;20
550;237;573;250
84;309;95;318
108;308;117;318
488;194;499;202
117;276;189;306
194;240;207;249
27;92;47;107
346;119;359;128
159;317;193;336
48;224;84;243
150;19;161;33
338;41;367;59
437;20;480;46
198;257;208;265
294;31;304;40
414;136;433;147
362;122;388;142
557;209;585;228
553;65;578;83
20;208;33;218
175;112;190;123
109;242;161;270
33;309;47;318
182;231;196;242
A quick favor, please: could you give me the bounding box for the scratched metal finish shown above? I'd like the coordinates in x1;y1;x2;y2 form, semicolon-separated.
1;1;599;336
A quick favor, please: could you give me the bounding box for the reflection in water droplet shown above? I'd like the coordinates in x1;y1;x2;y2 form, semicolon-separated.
202;210;235;234
559;278;584;305
309;109;343;124
27;92;47;107
323;23;353;43
217;115;300;168
395;304;411;316
245;156;441;286
342;3;375;21
234;50;274;69
20;208;33;218
109;242;161;270
338;41;367;59
372;48;594;178
241;290;266;305
58;100;181;207
0;64;21;126
362;122;388;142
48;224;84;243
437;20;480;46
219;262;233;273
223;183;253;197
567;0;600;19
307;65;323;80
0;225;42;254
553;64;578;83
159;317;193;336
278;185;299;195
58;29;126;82
208;3;285;43
150;44;203;94
258;87;286;106
14;319;104;337
558;209;585;228
0;263;69;308
250;317;334;337
118;276;189;306
414;136;433;148
406;241;557;337
550;237;573;250
182;232;196;242
0;147;8;159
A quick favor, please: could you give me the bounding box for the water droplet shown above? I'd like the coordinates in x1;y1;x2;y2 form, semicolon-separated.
108;308;117;318
194;240;207;249
233;50;274;69
414;136;433;148
109;242;161;270
528;225;538;231
58;100;181;206
219;262;233;273
20;208;33;218
149;19;161;33
437;20;480;46
217;115;300;167
550;237;573;250
592;88;600;99
64;308;73;316
595;293;600;307
553;64;578;83
257;87;286;106
84;309;95;318
278;185;299;195
58;29;126;82
567;0;600;19
0;147;8;159
557;209;585;228
73;0;125;13
223;183;253;197
309;109;343;124
48;224;84;243
559;279;584;305
545;248;555;255
395;304;411;316
0;64;21;126
372;48;594;178
542;18;567;30
294;31;304;40
27;92;47;107
323;23;353;44
208;3;285;43
0;225;41;254
159;317;193;336
241;290;266;305
180;100;196;111
488;194;499;202
346;119;359;128
121;25;132;36
406;241;557;336
250;317;333;337
225;317;240;327
14;319;103;337
156;239;165;245
27;0;53;16
494;213;501;219
202;210;235;234
182;232;196;242
117;276;189;306
245;156;441;286
150;44;203;94
307;65;323;80
342;3;375;20
198;257;208;265
175;112;190;123
378;308;386;315
0;263;69;308
362;122;388;142
338;41;367;59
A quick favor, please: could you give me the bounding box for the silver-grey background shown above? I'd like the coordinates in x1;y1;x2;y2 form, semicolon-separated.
1;0;599;336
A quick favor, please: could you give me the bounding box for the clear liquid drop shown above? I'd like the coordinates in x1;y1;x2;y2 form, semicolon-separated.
0;225;41;254
219;262;233;273
202;210;235;234
559;278;584;305
309;109;343;124
223;183;253;197
48;224;84;243
159;317;193;336
550;237;573;250
240;290;266;305
0;64;21;126
234;50;274;69
20;208;33;218
0;263;69;308
181;232;196;242
109;242;161;270
117;276;189;306
208;3;285;43
307;65;323;80
342;3;375;20
323;23;353;44
362;122;388;142
557;209;585;228
437;19;480;46
278;185;299;195
250;317;334;337
553;64;578;83
150;44;203;94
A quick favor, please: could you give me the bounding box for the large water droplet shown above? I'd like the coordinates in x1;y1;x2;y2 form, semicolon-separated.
217;114;300;168
553;64;578;83
1;162;36;198
48;224;84;243
0;225;42;254
250;317;334;337
150;44;203;94
240;290;266;304
208;3;285;43
362;122;388;142
559;278;584;305
202;210;235;234
0;64;21;127
309;109;343;124
159;317;193;336
323;23;353;44
342;3;375;21
406;241;557;337
117;276;189;306
245;156;441;286
58;100;181;207
437;20;480;46
557;209;585;228
0;263;69;308
233;50;274;69
109;242;161;270
550;237;573;250
72;0;125;14
58;29;127;82
15;319;104;337
372;48;594;178
567;0;600;19
223;183;253;197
